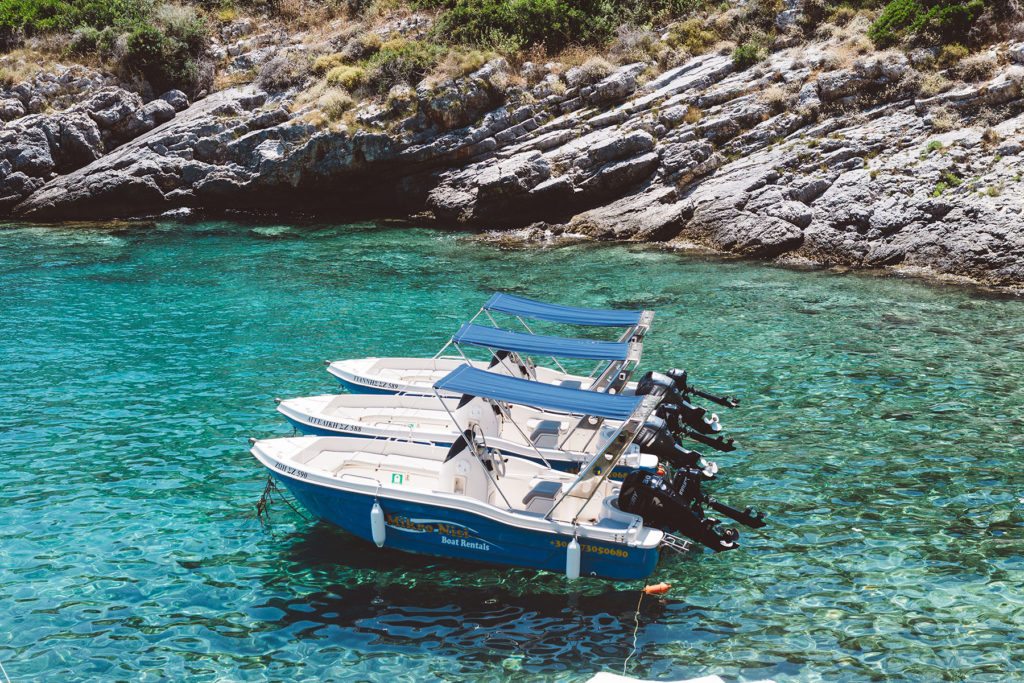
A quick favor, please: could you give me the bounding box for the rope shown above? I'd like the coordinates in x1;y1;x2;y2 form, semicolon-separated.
0;657;11;683
256;475;311;527
622;588;645;676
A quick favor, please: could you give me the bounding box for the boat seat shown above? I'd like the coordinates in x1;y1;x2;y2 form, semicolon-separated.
558;380;584;390
522;480;563;514
530;420;562;449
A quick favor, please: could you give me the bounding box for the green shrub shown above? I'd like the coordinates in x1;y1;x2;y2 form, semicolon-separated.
326;64;366;89
0;0;209;95
69;25;101;55
666;17;716;54
313;52;346;75
868;0;986;47
937;41;969;66
732;41;765;68
363;38;443;94
428;0;617;53
0;0;152;34
122;5;209;95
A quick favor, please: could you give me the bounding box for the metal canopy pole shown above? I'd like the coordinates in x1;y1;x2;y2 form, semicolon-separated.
434;309;483;359
434;388;514;510
546;393;662;524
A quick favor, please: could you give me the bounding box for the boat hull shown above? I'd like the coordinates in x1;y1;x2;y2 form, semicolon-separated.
334;375;400;395
280;412;641;481
272;472;661;581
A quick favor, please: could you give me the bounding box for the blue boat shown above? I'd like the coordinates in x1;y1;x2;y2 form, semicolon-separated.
326;293;653;396
254;366;763;579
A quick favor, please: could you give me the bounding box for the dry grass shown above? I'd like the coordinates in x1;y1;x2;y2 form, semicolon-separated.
433;48;493;79
682;104;702;124
319;87;355;120
981;126;1002;147
273;0;344;29
609;24;660;65
313;53;346;75
918;72;953;97
829;6;857;25
214;67;258;90
577;56;613;81
929;104;961;132
292;79;328;111
551;46;606;68
0;49;60;86
955;53;997;82
760;84;794;112
820;43;859;70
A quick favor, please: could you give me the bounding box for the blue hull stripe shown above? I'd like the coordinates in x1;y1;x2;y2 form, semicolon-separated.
273;473;661;581
333;376;400;395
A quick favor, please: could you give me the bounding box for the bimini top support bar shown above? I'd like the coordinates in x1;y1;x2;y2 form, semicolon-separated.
452;323;632;362
484;293;650;328
546;393;663;522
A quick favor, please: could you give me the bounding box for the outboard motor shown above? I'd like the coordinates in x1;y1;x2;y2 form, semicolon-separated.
635;371;682;402
633;417;705;470
618;470;739;552
664;368;740;409
657;404;736;452
638;372;723;435
618;469;767;552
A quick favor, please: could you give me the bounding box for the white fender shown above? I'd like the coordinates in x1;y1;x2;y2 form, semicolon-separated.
370;502;386;548
566;538;581;580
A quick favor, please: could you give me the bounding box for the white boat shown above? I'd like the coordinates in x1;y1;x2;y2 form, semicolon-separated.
276;377;672;480
326;293;653;396
252;365;766;579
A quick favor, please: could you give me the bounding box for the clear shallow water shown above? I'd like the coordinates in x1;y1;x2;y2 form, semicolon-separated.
1;220;1022;683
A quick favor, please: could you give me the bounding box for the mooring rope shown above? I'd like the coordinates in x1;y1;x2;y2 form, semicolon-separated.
0;656;12;683
256;475;311;526
622;588;645;676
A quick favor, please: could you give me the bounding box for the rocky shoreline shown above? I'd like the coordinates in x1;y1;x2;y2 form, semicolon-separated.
2;26;1023;288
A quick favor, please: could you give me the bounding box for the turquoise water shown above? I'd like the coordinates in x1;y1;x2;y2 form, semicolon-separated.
1;220;1022;682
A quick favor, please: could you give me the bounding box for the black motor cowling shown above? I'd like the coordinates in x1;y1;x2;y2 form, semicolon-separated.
635;371;681;402
617;470;739;552
633;417;704;469
637;372;722;435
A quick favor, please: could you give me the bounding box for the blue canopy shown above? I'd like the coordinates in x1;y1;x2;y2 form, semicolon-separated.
484;293;645;328
435;365;642;420
452;323;630;361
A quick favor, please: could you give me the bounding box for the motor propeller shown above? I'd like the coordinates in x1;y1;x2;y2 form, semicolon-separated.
656;404;737;452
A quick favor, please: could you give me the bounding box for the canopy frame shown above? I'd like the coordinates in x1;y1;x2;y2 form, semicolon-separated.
447;323;644;394
432;365;655;513
432;294;654;372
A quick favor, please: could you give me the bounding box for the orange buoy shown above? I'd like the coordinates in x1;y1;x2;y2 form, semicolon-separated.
643;582;671;595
